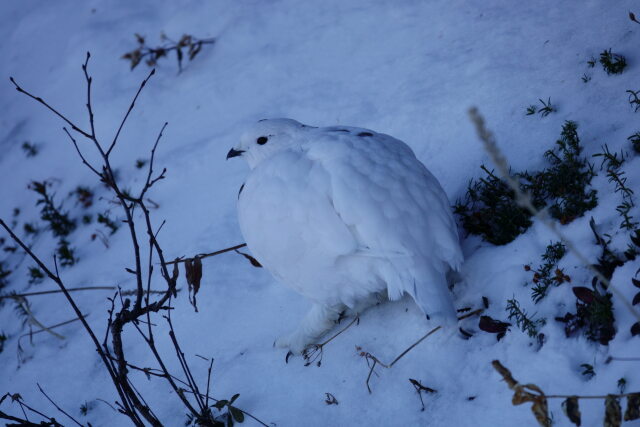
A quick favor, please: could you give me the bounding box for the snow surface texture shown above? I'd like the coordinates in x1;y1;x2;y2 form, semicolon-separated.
0;1;639;426
231;119;462;352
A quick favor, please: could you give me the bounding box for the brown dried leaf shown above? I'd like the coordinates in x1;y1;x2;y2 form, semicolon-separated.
531;397;551;427
184;257;203;311
572;287;595;304
235;250;262;268
604;395;622;427
632;278;640;289
189;41;202;61
134;33;145;45
562;396;581;426
624;393;640;421
479;316;510;334
631;322;640;337
632;292;640;306
630;11;639;23
491;360;518;389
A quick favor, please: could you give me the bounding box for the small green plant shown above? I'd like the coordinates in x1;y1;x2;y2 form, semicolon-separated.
97;212;119;235
537;98;555;117
628;90;640;113
594;145;637;230
525;242;569;303
506;298;546;338
0;262;11;292
28;266;45;285
629;132;640;153
536;121;598;224
22;222;39;235
21;141;38;157
56;239;77;267
581;74;591;83
556;280;616;345
29;180;76;237
587;56;596;68
73;186;94;209
581;363;595;380
599;49;627;75
618;378;628;394
526;98;555;117
455;122;597;243
453;166;539;245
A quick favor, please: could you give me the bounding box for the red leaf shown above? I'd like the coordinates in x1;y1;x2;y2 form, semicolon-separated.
572;287;594;304
479;316;510;333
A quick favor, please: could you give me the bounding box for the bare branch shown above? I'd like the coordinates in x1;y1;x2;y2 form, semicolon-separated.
9;77;91;139
106;69;156;156
166;243;247;265
37;383;83;427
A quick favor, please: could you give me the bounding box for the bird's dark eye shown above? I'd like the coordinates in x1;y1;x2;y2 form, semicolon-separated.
257;136;268;145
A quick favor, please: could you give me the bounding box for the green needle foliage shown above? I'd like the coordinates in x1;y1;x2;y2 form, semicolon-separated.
599;49;627;75
525;242;569;304
455;121;597;244
506;298;546;338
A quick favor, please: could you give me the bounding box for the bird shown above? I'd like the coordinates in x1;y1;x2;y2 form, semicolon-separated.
227;118;463;353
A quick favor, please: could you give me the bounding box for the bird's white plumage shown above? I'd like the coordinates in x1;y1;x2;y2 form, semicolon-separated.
230;119;463;352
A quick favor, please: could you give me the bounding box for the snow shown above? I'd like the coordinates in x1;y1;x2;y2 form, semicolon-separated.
0;1;639;426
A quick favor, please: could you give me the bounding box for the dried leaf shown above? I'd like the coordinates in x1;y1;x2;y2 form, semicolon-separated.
562;396;581;426
184;257;202;311
604;395;622;427
630;11;639;23
631;322;640;337
479;316;510;334
229;406;244;422
189;41;202;60
632;278;640;289
572;287;594;304
633;292;640;306
324;392;339;405
235;250;262;268
134;33;145;44
531;396;551;427
624;393;640;421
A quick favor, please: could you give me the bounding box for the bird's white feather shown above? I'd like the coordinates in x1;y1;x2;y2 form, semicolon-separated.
232;119;463;350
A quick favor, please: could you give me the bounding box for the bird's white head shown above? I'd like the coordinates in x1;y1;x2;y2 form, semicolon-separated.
227;118;310;169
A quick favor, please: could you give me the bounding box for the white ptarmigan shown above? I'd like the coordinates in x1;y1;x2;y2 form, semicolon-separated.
227;119;463;353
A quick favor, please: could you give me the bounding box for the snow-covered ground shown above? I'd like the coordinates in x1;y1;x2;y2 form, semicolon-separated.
1;1;639;425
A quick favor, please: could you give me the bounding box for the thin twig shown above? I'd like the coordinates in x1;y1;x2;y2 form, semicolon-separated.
37;383;83;427
362;308;483;393
166;243;247;265
9;77;91;139
0;286;115;300
106;69;156;156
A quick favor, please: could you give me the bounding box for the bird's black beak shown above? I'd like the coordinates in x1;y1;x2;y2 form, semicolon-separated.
226;148;245;160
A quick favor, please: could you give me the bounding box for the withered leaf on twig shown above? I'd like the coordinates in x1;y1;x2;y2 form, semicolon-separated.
561;396;581;426
625;393;640;421
185;257;203;312
235;249;262;268
604;395;622;427
572;287;594;304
